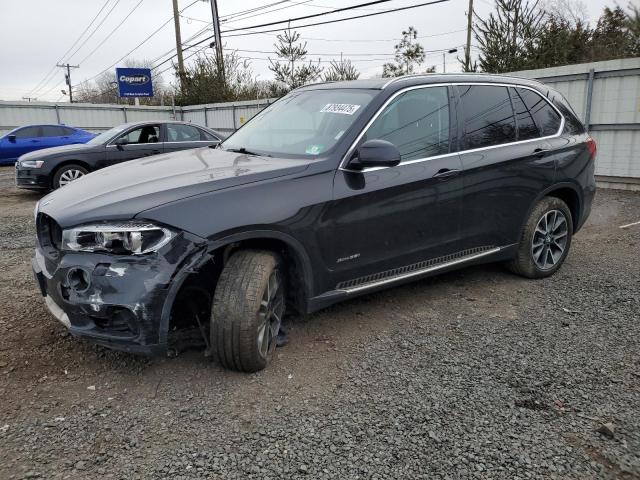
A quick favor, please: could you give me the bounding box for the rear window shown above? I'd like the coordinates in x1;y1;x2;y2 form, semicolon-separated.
459;85;516;149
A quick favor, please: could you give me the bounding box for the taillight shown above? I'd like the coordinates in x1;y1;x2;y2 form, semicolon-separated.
586;136;597;158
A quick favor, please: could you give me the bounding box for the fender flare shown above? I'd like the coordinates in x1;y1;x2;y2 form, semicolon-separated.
522;181;583;232
208;229;316;299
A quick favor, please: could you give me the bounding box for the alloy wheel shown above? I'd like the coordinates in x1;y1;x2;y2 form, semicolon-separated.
58;169;85;187
531;209;568;270
257;269;284;359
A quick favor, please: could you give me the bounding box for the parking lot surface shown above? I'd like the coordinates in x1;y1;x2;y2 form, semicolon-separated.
0;166;638;479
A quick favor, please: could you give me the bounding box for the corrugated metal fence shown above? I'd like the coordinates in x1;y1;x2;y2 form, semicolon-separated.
507;57;640;188
0;98;275;137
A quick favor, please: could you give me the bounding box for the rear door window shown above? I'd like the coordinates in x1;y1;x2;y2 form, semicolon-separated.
14;126;42;138
364;86;450;161
166;124;204;142
41;126;66;137
515;87;561;137
459;85;516;149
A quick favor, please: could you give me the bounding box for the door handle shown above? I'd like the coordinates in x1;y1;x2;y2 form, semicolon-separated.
534;148;549;158
151;150;161;155
433;168;461;180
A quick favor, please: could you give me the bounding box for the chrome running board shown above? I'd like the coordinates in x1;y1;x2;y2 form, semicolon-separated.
336;246;501;294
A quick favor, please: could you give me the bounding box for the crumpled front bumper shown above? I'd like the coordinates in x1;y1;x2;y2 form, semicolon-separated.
32;232;208;355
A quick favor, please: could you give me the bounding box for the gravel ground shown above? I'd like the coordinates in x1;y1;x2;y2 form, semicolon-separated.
0;165;638;480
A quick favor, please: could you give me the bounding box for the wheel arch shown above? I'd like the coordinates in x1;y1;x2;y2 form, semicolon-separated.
208;230;315;315
51;160;91;188
527;182;583;232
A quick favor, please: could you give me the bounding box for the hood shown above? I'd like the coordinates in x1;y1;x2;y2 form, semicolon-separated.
20;143;96;161
38;147;312;227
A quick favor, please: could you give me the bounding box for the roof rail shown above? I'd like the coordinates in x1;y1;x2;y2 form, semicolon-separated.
381;73;438;89
381;72;517;89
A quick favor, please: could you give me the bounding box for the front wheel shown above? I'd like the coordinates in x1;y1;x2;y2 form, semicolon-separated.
507;196;573;279
211;250;285;372
52;164;88;189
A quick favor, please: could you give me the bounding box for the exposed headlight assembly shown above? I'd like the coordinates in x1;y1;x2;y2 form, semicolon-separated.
20;160;44;168
62;221;174;255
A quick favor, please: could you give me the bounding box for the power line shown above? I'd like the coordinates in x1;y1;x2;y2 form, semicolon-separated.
27;0;112;97
221;0;316;25
76;0;146;66
234;46;466;56
181;15;465;42
153;0;450;79
65;0;122;62
76;0;201;86
220;0;399;34
220;1;291;22
193;0;450;43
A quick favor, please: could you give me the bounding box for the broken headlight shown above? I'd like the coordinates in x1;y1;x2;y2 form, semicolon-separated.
61;221;174;255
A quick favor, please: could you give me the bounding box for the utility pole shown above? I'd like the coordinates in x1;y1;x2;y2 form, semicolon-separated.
171;0;186;91
209;0;225;81
56;63;79;103
464;0;474;72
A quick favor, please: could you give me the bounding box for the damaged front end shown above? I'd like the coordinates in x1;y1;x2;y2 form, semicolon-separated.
32;212;210;355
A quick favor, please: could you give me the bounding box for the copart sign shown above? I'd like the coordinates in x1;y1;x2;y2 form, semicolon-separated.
116;67;153;97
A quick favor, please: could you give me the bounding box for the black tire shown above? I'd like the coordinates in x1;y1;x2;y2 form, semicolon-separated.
211;250;285;372
507;196;573;279
52;164;88;189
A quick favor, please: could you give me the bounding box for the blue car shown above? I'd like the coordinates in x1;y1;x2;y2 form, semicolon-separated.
0;124;95;165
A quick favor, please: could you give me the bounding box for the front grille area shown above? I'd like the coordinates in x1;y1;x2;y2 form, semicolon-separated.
91;308;139;337
336;246;497;291
36;213;62;250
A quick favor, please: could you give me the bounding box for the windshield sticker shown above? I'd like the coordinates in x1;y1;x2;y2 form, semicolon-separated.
305;144;324;155
320;103;361;115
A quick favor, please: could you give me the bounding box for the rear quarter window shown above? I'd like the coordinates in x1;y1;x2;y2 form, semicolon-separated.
516;88;561;137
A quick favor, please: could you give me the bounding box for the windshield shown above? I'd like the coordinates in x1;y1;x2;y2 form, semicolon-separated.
222;88;377;157
87;125;129;145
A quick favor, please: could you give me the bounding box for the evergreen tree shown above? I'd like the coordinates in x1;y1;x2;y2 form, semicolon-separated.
268;28;323;89
382;27;426;77
589;6;639;60
473;0;544;73
323;56;360;81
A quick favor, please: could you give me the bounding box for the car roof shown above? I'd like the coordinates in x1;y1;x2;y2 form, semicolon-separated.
296;73;549;94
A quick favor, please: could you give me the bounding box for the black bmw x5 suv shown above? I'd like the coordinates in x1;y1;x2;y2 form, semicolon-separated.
33;74;596;372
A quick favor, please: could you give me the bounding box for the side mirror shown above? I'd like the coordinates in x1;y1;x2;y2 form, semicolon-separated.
348;139;401;170
115;137;128;149
7;134;16;143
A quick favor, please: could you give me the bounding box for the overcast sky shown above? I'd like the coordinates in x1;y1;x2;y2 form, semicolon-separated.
0;0;614;102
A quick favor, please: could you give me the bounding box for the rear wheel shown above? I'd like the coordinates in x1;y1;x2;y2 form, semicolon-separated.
211;250;285;372
53;164;88;189
507;196;573;278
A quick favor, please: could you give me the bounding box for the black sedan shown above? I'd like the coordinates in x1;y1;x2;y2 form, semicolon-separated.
15;121;224;190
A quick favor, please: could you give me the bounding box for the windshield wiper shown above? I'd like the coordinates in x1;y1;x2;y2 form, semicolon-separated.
222;146;270;157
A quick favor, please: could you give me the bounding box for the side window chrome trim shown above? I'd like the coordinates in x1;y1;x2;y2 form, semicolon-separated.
339;82;565;174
